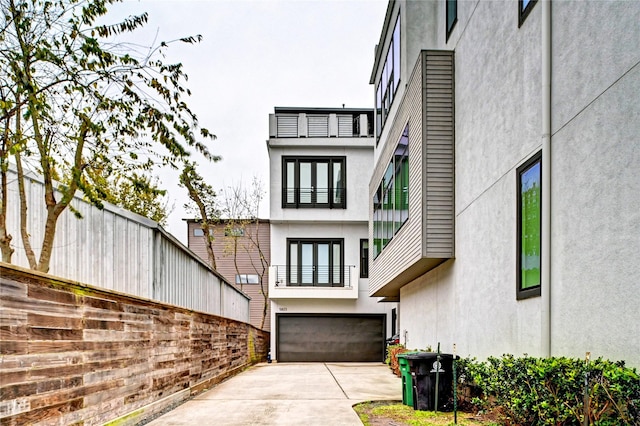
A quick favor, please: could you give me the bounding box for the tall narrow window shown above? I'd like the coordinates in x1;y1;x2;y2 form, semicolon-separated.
375;15;401;140
282;157;346;208
360;239;369;278
518;0;538;27
446;0;457;41
373;124;409;259
517;151;542;300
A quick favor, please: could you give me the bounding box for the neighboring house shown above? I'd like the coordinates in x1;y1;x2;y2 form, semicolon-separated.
267;107;397;362
187;219;271;331
369;0;640;366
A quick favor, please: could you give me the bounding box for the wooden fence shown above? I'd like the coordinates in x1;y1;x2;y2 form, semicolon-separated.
0;263;269;426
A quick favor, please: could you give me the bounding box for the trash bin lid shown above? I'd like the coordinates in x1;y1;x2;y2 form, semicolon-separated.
404;352;458;360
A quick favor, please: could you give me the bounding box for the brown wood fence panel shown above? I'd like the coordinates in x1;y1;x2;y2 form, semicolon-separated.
0;264;269;426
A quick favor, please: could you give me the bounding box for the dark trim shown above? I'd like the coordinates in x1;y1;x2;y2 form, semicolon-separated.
274;107;373;115
281;156;347;209
359;239;369;278
516;150;542;300
286;238;345;287
518;0;538;27
446;0;458;42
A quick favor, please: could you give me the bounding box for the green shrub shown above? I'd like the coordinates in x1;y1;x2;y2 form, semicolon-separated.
455;355;639;425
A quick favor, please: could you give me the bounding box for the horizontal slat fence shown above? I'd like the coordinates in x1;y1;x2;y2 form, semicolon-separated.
0;264;269;426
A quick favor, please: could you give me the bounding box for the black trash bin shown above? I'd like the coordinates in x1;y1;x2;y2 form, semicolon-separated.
404;352;458;411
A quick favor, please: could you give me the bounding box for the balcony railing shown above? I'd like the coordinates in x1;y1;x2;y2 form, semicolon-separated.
282;187;346;208
273;265;354;288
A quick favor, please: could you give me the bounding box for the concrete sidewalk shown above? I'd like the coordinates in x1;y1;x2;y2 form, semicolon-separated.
146;362;401;425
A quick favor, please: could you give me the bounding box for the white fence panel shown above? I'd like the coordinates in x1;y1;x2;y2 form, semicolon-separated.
3;167;249;322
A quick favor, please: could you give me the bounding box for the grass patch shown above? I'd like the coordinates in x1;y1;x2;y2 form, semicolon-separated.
354;401;498;426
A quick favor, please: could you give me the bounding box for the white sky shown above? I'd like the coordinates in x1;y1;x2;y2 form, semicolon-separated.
107;0;388;244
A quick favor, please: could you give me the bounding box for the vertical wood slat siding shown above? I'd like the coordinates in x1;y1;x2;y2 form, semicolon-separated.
423;51;455;258
3;168;249;322
369;55;425;295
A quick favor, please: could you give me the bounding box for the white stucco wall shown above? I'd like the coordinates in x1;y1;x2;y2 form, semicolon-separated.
268;146;373;223
378;0;640;367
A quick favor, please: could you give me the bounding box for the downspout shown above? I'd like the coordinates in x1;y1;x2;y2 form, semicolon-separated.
541;0;552;358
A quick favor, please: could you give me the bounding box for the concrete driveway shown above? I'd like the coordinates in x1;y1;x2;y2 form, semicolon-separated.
146;362;401;425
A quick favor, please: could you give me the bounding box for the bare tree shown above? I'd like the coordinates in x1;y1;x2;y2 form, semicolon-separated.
180;161;220;269
220;178;269;329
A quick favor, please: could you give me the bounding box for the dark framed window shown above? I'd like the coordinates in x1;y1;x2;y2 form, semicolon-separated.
360;239;369;278
517;151;542;300
446;0;457;41
287;239;344;287
375;14;401;140
373;124;409;259
282;157;346;209
518;0;538;27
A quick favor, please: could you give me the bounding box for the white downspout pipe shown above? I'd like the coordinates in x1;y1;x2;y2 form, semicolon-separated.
541;0;552;358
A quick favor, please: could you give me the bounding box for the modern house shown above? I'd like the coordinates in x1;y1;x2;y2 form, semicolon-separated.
267;107;396;362
369;0;640;366
187;218;271;331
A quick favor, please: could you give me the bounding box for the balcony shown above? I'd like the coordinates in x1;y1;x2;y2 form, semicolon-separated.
269;265;359;299
282;187;346;209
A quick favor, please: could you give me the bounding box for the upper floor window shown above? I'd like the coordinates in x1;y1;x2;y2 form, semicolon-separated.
516;151;542;300
373;125;409;258
282;157;346;209
446;0;457;41
518;0;538;27
287;239;344;287
375;15;401;139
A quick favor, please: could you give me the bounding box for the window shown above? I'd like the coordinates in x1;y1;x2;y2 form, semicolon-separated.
375;15;401;139
517;151;542;300
446;0;457;41
236;274;259;284
287;239;343;287
360;239;369;278
282;157;346;209
193;228;205;237
225;227;245;237
373;125;409;259
518;0;538;27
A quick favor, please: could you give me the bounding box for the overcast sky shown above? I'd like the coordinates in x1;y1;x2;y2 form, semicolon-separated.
108;0;388;243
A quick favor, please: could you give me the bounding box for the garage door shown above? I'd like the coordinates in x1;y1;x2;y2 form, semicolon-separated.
277;314;385;362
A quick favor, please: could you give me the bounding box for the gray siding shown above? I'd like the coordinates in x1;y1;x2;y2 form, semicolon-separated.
369;51;455;297
369;55;425;296
423;51;455;258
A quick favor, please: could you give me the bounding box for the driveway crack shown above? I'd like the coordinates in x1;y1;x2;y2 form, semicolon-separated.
324;363;349;399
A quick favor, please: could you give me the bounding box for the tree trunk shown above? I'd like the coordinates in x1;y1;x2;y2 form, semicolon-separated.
15;153;37;269
0;120;14;262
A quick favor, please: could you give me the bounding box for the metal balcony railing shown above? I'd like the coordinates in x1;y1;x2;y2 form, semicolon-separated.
282;187;346;208
273;265;354;288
